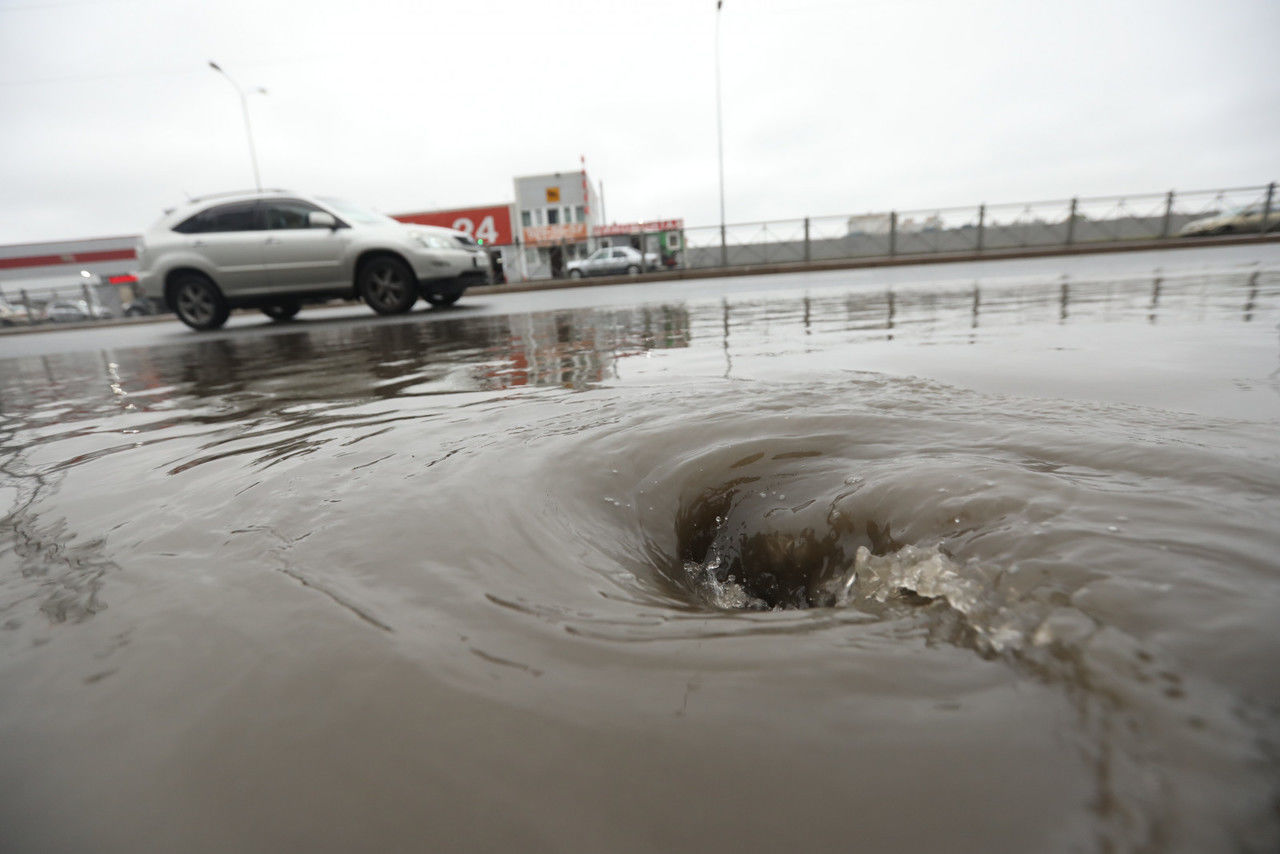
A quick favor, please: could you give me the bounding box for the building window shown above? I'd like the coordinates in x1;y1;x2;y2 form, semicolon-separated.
546;208;559;225
525;248;537;265
563;206;571;224
535;208;544;226
575;205;585;223
521;210;531;227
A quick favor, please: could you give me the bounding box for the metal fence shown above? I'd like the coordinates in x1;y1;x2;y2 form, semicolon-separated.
2;184;1275;327
679;183;1277;271
0;279;154;327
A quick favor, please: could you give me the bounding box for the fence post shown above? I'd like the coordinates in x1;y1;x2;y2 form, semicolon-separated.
21;288;32;320
719;224;727;268
1160;190;1175;239
1263;182;1275;234
976;204;985;252
888;211;897;257
81;281;94;306
1065;198;1078;246
803;217;811;263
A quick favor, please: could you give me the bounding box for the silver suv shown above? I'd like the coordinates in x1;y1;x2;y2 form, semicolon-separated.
136;190;490;330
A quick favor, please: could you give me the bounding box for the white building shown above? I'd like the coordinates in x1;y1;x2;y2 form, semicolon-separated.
512;169;602;280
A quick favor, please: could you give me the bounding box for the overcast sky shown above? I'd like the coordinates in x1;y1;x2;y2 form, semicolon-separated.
1;0;1277;244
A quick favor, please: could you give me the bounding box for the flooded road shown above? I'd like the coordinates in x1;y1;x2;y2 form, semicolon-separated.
2;257;1279;852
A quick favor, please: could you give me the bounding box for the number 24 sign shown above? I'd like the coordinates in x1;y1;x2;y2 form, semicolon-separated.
393;205;513;245
450;215;499;244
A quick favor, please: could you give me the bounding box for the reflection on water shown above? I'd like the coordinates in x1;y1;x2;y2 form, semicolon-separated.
1;270;1273;413
1;268;1279;854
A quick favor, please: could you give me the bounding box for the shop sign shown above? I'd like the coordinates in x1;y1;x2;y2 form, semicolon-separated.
592;218;684;237
523;223;587;246
546;187;561;203
393;204;513;245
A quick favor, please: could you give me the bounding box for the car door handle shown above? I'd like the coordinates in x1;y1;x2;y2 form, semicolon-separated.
192;240;206;247
264;237;279;245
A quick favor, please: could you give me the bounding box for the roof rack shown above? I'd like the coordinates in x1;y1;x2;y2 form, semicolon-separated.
187;188;293;204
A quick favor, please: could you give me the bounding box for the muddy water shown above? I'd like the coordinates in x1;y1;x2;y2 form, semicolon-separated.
2;268;1279;853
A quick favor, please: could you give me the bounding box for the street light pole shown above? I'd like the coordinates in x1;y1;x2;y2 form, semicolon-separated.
208;60;264;191
715;1;727;267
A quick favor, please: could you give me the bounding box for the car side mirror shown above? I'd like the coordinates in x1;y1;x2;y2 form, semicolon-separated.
309;211;337;230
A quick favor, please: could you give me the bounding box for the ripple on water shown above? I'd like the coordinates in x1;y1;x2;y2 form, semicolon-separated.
2;271;1279;852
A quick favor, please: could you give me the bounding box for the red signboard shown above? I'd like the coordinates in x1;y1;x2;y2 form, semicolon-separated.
522;223;588;247
592;218;684;237
393;204;514;245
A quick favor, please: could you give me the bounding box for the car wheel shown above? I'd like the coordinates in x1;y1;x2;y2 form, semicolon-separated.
569;269;584;279
359;256;418;315
424;292;461;307
626;264;640;275
262;300;301;321
171;273;229;331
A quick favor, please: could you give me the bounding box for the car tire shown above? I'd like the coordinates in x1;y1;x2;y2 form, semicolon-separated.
171;272;230;331
359;256;418;315
569;269;584;279
626;264;640;275
424;292;461;307
262;300;301;321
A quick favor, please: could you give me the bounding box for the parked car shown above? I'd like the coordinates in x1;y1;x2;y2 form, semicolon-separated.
447;232;492;283
1178;204;1278;237
122;298;156;317
45;300;96;323
0;297;32;326
135;190;489;330
566;246;662;278
43;299;113;322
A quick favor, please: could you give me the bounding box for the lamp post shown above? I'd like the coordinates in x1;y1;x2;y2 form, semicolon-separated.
715;1;727;267
208;61;265;191
79;269;94;309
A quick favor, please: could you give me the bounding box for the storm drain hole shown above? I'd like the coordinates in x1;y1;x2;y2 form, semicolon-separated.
672;480;903;611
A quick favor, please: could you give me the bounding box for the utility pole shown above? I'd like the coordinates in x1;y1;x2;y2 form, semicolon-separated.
209;61;265;191
716;0;727;267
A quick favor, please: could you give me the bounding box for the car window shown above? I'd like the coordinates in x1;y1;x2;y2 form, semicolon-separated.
316;197;393;226
589;249;608;260
265;200;324;229
611;250;629;258
174;201;262;234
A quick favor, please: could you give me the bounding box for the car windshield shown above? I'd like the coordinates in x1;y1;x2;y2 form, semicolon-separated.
316;197;397;226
